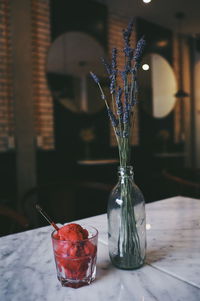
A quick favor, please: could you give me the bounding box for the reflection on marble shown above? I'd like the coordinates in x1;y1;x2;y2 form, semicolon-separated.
0;196;200;300
146;196;200;231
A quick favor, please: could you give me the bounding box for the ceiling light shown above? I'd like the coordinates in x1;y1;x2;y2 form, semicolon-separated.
143;0;152;3
142;64;149;71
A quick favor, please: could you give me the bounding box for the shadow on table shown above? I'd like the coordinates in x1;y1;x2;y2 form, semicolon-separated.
145;247;172;265
96;260;113;281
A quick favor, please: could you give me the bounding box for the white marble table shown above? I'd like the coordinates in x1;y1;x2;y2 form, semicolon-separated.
1;196;200;301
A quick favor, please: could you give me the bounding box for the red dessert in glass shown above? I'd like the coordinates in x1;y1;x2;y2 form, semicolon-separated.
51;223;98;288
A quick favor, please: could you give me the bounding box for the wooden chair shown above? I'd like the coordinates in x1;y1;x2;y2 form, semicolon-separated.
22;180;113;229
162;169;200;198
0;204;29;237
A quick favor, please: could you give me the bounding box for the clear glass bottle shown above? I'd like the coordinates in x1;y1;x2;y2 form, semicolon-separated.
107;166;146;269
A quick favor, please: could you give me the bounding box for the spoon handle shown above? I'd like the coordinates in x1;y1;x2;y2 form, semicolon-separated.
35;204;59;231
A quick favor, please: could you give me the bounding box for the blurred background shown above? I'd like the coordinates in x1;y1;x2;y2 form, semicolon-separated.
0;0;200;235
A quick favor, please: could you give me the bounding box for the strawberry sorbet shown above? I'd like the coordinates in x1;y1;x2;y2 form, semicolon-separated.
52;223;98;288
57;223;89;241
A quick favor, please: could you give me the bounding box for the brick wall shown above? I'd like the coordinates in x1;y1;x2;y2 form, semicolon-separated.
0;0;54;152
0;0;14;151
108;14;139;146
31;0;54;150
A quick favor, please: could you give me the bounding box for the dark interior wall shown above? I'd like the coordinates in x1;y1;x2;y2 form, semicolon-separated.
47;0;110;170
136;18;173;63
50;0;108;48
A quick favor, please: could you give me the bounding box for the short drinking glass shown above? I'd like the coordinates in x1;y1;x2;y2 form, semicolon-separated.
51;225;98;288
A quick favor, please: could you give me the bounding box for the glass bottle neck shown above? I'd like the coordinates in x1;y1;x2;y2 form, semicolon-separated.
118;166;134;180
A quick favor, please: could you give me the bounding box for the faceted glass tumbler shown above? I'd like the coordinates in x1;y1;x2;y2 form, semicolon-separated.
51;225;98;288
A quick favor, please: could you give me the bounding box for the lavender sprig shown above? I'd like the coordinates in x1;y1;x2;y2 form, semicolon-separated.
110;48;118;94
111;48;117;69
90;71;108;105
130;74;138;106
90;71;99;83
110;70;117;94
116;87;123;123
123;18;135;48
123;18;135;75
101;57;112;75
123;92;131;125
134;36;146;64
120;70;126;82
90;19;145;168
107;108;119;128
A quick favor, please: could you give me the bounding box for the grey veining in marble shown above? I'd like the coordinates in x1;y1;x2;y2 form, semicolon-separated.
1;196;200;300
1;228;200;301
145;196;200;288
81;197;200;288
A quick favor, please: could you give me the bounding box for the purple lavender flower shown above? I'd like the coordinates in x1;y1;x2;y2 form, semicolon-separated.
120;70;126;82
101;57;111;75
110;70;117;94
107;108;119;128
116;87;123;120
90;19;145;158
123;92;131;125
123;18;135;48
134;36;146;63
111;48;117;70
109;48;118;93
123;47;134;75
124;46;133;57
123;108;130;125
124;91;129;103
90;71;99;83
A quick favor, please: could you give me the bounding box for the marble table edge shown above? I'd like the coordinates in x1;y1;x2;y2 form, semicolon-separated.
147;264;200;290
146;195;200;205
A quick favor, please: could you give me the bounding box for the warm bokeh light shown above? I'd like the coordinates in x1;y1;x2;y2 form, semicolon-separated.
156;40;168;47
142;63;150;71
